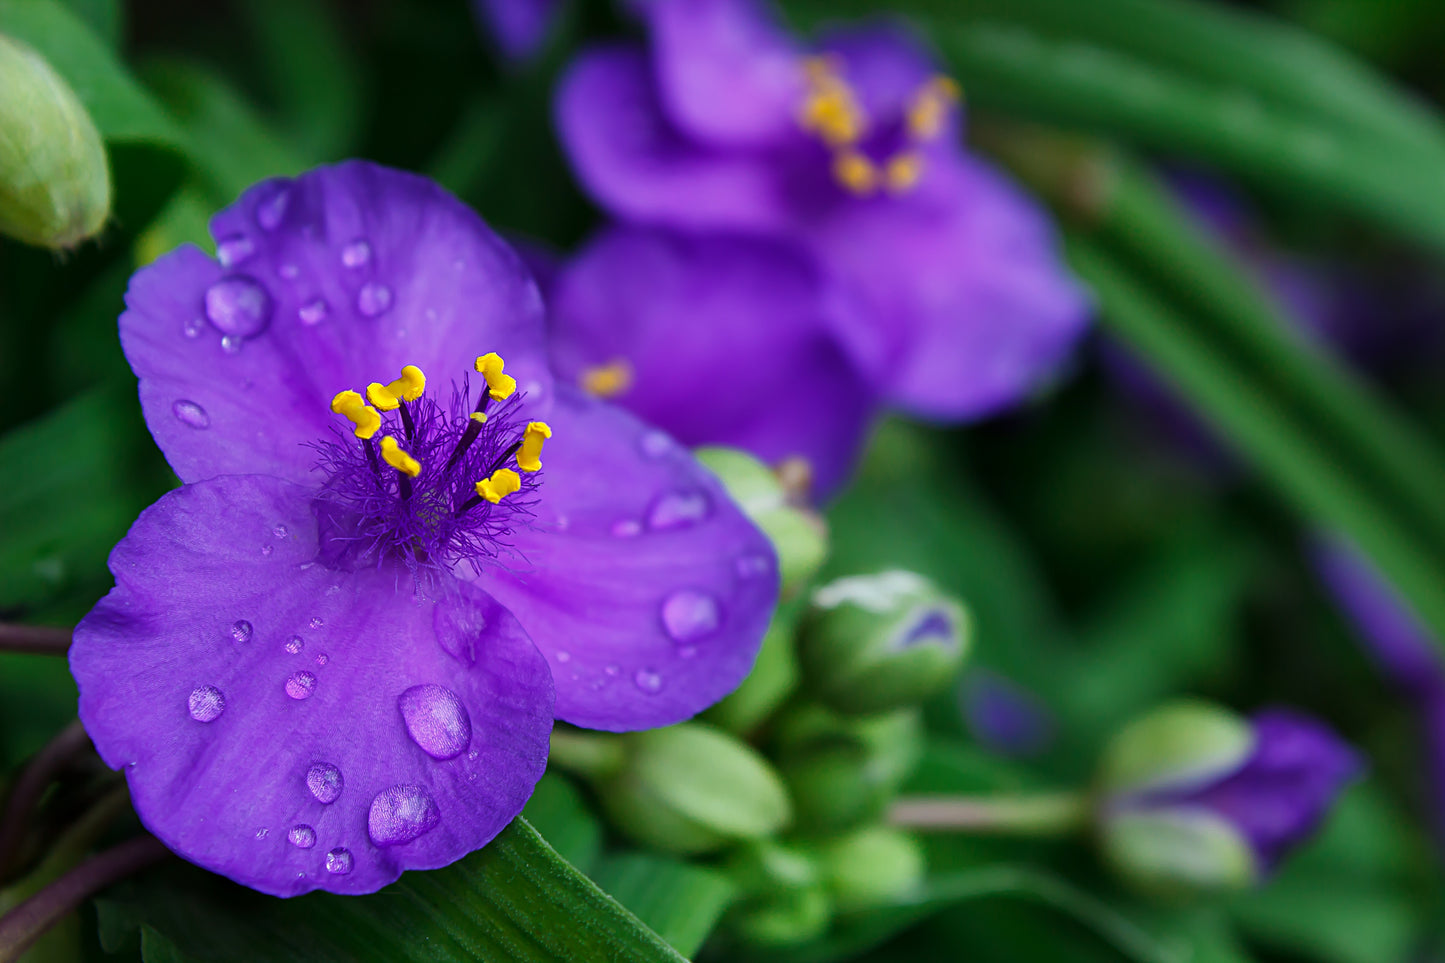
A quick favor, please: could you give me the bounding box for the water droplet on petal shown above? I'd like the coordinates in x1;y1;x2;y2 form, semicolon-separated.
205;276;273;340
221;334;243;354
172;400;210;429
314;652;329;666
216;235;254;267
647;490;711;531
285;635;304;654
610;519;642;537
261;544;274;557
357;282;392;317
188;685;225;722
184;316;206;338
308;616;324;628
661;589;721;643
255;828;269;840
279;263;300;280
273;524;289;538
640;430;673;458
634;669;663;693
299;298;329;326
556;651;571;663
285;670;317;699
230;619;253;643
341;240;371;267
306;763;343;803
324;847;353;875
368;785;441;846
604;664;620;677
255;185;291;230
288;824;316;849
735;554;773;579
398;684;471;760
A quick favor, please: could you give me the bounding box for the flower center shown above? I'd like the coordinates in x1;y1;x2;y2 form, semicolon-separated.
314;352;552;573
796;56;962;198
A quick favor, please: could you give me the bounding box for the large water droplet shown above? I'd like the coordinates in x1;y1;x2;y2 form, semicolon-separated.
368;785;441;846
285;670;317;700
640;430;673;458
647;490;711;531
398;684;471;760
230;619;253;643
216;235;254;267
324;847;353;875
298;298;329;326
357;282;392;317
255;185;291;230
288;824;316;849
341;240;371;267
285;635;304;655
172;400;210;429
184;316;205;338
188;685;225;722
205;276;273;340
306;762;343;803
661;589;721;643
634;669;663;694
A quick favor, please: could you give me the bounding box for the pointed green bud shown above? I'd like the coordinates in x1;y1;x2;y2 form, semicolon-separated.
1099;809;1255;897
730;883;832;948
0;33;109;249
705;602;801;735
595;723;791;854
696;447;828;596
798;570;971;715
776;706;923;833
814;826;925;913
1096;701;1253;798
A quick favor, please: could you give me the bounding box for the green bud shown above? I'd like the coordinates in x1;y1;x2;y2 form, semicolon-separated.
596;723;791;854
1096;701;1253;798
776;706;923;833
814;826;925;913
0;33;109;249
726;839;820;897
695;447;828;596
798;570;971;715
705;604;800;735
731;883;832;949
1099;810;1255;897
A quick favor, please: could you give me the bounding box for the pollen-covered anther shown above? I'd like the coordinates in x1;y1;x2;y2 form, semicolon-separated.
379;435;421;477
799;55;865;148
517;422;552;473
883;152;924;194
330;389;381;439
906;75;962;142
366;364;427;410
470;411;488;425
475;352;516;401
833;151;879;196
475;468;522;504
580;359;633;398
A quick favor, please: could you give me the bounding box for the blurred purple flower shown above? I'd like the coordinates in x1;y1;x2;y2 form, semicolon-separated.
958;669;1056;758
68;161;777;897
549;0;1088;489
472;0;563;62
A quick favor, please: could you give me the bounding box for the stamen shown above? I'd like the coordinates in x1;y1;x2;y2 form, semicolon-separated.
906;75;961;142
516;422;552;473
379;435;421;477
580;359;633;399
443;391;493;474
330;390;381;439
475;468;522;504
833;151;879;196
883;152;924;194
475;353;516;401
799;55;866;148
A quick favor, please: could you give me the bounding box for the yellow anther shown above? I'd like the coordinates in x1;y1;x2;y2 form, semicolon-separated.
907;75;961;142
517;421;552;473
470;411;488;425
833;151;879;196
365;364;427;411
330;389;381;439
475;352;516;401
475;468;521;504
883;152;924;194
379;435;421;477
366;382;400;411
580;359;633;399
798;55;865;148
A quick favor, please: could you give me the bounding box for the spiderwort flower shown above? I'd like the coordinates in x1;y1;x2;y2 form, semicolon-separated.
471;0;564;62
553;0;1089;428
68;161;778;897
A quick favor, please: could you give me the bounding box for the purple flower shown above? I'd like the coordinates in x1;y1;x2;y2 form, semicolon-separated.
958;669;1055;758
472;0;563;62
550;0;1089;460
68;161;778;897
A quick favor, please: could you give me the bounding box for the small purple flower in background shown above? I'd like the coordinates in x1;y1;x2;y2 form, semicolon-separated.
472;0;564;62
549;0;1089;490
69;161;777;897
958;669;1056;759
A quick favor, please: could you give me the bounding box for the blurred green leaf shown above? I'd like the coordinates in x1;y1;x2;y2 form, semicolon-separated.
592;852;738;958
57;0;117;49
522;771;603;872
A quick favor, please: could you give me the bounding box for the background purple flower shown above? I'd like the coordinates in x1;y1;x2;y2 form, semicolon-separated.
472;0;564;62
69;161;777;897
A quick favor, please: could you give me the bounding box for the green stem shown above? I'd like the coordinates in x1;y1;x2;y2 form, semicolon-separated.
0;624;71;656
888;793;1090;836
0;720;91;881
548;729;626;780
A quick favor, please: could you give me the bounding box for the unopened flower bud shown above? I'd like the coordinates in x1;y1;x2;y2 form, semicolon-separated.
0;33;110;249
596;723;791;854
705;605;800;735
730;882;832;948
726;839;820;897
813;825;924;913
776;706;923;833
799;570;970;715
696;447;827;596
1096;701;1360;898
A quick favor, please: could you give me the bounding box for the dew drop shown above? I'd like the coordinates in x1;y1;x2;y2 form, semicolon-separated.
230;619;253;643
398;684;471;760
647;490;711;531
735;554;773;579
188;685;225;722
261;544;274;556
610;519;642;538
298;298;329;326
341;240;371;267
205;276;273;339
273;524;289;538
306;762;343;803
314;652;329;666
308;616;324;628
661;589;721;643
324;847;353;875
220;334;243;354
255;828;269;840
288;824;317;849
604;664;620;677
285;670;317;699
255;185;291;230
172;400;210;429
216;235;254;267
556;651;571;663
368;785;441;847
184;316;206;338
639;430;673;458
357;282;393;317
285;635;304;655
634;669;663;693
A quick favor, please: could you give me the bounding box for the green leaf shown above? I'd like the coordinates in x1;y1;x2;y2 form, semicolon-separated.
592;852;738;958
110;818;686;963
521;771;603;872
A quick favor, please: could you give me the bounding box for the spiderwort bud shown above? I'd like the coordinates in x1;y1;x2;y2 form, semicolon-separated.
798;570;971;715
696;447;827;596
596;723;791;854
813;825;925;913
776;706;923;834
1096;701;1360;898
0;33;110;249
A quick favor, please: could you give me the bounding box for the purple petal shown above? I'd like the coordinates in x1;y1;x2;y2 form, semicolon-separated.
547;227;876;495
471;385;778;731
555;46;797;232
806;154;1091;419
640;0;804;147
123;161;551;486
473;0;563;61
819;23;945;130
70;475;553;896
